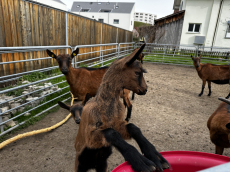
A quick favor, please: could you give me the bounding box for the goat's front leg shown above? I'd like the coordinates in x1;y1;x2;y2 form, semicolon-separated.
207;81;211;96
126;123;170;171
103;128;156;172
124;97;132;122
199;80;206;96
215;145;224;155
132;92;135;100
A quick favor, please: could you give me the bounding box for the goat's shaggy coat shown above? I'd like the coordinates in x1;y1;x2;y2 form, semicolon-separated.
74;44;170;172
191;56;230;98
207;97;230;155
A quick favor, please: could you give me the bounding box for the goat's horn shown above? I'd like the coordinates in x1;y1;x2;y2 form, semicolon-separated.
218;97;230;105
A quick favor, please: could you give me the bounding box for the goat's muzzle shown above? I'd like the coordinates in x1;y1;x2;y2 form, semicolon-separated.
61;68;69;75
75;119;81;124
138;88;147;95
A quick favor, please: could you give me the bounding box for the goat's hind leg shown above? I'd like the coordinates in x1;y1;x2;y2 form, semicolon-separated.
126;123;170;171
103;128;156;172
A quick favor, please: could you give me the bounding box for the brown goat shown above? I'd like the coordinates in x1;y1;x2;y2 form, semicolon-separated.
207;97;230;155
46;49;133;122
74;44;170;172
58;93;91;124
191;55;230;98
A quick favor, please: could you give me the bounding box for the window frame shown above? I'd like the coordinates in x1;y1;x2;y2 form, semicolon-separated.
187;23;201;33
113;19;119;24
98;19;104;23
80;8;90;12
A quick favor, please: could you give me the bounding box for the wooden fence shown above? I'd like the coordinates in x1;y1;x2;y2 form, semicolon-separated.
0;0;132;78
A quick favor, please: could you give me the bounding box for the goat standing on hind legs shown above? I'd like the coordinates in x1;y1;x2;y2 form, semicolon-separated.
74;44;170;172
207;97;230;155
46;49;133;122
191;55;230;99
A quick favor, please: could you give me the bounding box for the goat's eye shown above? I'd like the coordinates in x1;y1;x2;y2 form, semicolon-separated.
135;72;140;76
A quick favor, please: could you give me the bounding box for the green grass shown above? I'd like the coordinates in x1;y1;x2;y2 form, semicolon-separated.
134;21;151;27
144;54;230;66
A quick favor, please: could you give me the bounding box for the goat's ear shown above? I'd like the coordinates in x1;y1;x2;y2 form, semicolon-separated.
71;48;79;58
46;49;57;59
226;123;230;129
58;101;70;111
191;55;194;60
126;43;146;66
82;93;91;106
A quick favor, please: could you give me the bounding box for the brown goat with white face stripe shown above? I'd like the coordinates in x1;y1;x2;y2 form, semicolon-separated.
74;44;170;172
207;97;230;155
191;55;230;98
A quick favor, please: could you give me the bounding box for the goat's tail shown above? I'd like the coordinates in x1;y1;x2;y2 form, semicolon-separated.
218;97;230;105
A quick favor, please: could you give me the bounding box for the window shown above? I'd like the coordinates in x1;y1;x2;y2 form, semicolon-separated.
76;5;80;8
136;13;139;15
99;19;104;23
135;16;138;18
114;19;119;24
98;2;101;4
226;22;230;38
140;16;143;18
81;9;90;12
188;23;201;33
145;14;148;16
106;2;110;5
100;9;111;12
115;6;119;9
140;13;143;15
92;16;94;18
140;19;142;21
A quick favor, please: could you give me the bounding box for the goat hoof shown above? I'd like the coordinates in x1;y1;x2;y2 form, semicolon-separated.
207;94;211;96
225;96;229;99
198;94;202;97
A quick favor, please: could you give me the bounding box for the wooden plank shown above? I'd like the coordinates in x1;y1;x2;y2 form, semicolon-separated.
0;0;6;78
2;0;13;76
25;2;33;71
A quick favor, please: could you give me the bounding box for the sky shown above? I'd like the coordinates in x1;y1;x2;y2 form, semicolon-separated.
63;0;174;18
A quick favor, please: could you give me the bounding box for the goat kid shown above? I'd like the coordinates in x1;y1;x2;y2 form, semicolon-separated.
207;97;230;155
58;93;91;124
47;49;134;122
191;55;230;98
74;44;170;172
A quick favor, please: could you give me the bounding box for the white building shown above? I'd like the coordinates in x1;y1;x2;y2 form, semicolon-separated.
71;1;135;31
134;12;157;25
31;0;68;11
178;0;230;47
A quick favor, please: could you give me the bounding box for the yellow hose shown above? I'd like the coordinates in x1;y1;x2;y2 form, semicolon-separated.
0;93;77;150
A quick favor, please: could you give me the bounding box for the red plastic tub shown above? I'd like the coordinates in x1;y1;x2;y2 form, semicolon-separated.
112;151;230;172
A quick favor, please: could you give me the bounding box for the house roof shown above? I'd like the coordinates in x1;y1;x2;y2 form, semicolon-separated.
71;1;135;13
53;0;66;5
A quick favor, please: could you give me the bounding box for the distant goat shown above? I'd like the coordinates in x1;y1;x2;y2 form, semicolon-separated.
74;44;170;172
46;49;133;122
207;97;230;155
58;93;91;124
191;55;230;98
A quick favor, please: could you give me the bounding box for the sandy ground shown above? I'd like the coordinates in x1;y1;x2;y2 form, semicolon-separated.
0;63;230;172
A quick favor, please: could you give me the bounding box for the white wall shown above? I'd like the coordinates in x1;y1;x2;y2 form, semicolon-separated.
73;4;135;31
32;0;68;11
180;0;213;45
180;0;230;48
214;0;230;47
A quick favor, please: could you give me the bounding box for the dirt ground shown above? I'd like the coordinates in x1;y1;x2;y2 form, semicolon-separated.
1;63;230;172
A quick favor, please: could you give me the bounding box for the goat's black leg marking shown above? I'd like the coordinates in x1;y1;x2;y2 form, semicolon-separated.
199;85;205;96
126;123;170;171
95;161;108;172
123;98;127;107
141;60;143;64
207;81;211;96
132;92;135;100
103;128;156;172
125;104;132;122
